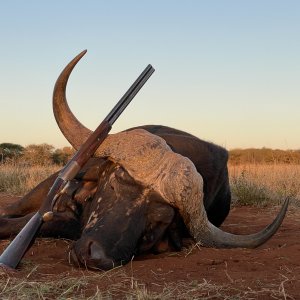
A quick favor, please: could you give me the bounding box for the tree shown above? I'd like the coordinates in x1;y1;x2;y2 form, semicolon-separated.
52;147;75;165
22;144;55;166
0;143;24;162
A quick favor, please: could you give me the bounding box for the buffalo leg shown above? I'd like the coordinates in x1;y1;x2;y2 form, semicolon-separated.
0;173;57;218
0;212;80;240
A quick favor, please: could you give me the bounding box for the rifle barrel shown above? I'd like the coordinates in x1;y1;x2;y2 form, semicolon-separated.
105;64;154;125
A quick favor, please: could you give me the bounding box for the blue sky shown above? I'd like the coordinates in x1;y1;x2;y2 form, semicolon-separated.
1;1;299;149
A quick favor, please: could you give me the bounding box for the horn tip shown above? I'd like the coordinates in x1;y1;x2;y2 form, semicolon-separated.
72;50;87;63
80;49;87;56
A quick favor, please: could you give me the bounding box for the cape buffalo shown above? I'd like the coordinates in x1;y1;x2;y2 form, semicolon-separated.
0;51;289;270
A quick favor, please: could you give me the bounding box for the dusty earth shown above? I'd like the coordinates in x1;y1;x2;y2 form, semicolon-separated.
0;193;299;299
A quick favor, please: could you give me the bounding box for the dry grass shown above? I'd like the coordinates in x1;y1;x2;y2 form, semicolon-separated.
229;163;300;208
0;267;294;299
0;163;58;195
0;162;299;298
1;162;300;209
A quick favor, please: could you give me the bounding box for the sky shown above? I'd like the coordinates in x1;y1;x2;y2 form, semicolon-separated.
1;1;299;150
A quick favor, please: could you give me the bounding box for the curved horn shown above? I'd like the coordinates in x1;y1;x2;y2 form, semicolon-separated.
53;50;92;149
163;157;289;249
195;198;289;248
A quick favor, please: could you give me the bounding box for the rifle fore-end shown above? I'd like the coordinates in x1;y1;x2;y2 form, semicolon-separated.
72;120;111;167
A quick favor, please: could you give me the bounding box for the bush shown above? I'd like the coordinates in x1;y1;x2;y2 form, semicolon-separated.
229;164;300;208
231;170;272;207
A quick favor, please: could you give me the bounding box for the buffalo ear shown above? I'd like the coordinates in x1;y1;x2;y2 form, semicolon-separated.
152;211;189;253
165;211;190;251
137;193;175;253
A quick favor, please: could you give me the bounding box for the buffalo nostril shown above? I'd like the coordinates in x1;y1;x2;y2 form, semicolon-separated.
87;241;116;270
88;241;106;260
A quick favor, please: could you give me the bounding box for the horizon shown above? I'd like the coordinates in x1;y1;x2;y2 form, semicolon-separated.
1;1;299;150
2;140;300;153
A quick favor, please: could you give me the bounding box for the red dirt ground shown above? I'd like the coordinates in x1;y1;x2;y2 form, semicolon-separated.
0;193;299;299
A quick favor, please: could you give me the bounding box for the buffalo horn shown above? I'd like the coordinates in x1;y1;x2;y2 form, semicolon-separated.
53;50;92;150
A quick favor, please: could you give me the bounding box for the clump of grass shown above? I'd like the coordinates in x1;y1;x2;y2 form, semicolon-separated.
0;162;58;195
229;163;300;207
230;169;272;207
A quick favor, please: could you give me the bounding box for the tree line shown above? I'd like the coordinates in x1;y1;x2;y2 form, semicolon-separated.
1;143;300;166
0;143;74;165
229;148;300;164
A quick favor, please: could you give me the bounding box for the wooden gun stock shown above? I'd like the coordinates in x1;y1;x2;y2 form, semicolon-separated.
0;52;154;269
